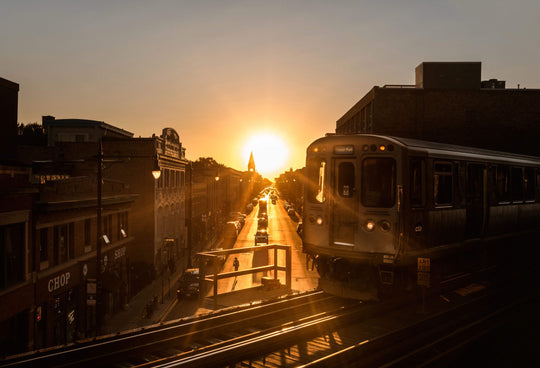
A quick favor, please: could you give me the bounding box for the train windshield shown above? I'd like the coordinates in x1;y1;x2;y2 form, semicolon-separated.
306;158;326;203
362;158;396;207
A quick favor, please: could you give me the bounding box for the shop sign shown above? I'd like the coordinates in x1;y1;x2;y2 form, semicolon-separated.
48;272;71;293
114;246;126;260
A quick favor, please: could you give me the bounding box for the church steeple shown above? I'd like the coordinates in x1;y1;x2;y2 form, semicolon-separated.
248;152;256;172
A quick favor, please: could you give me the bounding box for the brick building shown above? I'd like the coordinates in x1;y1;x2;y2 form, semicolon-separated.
36;119;189;293
336;62;540;156
0;162;136;354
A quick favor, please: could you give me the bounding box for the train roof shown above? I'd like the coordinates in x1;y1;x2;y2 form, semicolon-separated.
312;134;540;166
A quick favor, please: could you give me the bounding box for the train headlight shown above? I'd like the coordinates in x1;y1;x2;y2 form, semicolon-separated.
379;220;391;232
365;220;375;231
316;216;324;225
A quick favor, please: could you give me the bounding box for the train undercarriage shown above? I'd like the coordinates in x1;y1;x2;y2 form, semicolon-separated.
306;238;512;301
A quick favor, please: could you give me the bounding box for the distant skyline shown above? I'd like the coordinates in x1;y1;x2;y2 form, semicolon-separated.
2;1;540;179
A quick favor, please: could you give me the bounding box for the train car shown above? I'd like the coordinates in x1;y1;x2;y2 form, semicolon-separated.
302;134;540;300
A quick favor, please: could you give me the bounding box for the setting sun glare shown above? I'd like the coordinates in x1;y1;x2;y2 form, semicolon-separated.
242;133;289;180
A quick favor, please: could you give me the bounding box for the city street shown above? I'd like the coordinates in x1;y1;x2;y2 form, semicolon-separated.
165;198;319;320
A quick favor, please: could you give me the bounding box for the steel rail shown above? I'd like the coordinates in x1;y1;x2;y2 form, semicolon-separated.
0;291;336;368
151;304;364;368
300;289;533;367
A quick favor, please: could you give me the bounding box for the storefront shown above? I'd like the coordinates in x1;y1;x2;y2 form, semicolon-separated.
35;264;81;348
101;245;128;317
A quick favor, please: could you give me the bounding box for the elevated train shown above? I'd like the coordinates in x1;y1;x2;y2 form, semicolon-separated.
302;134;540;299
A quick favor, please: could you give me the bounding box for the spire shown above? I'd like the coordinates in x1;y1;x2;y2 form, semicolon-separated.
248;151;256;172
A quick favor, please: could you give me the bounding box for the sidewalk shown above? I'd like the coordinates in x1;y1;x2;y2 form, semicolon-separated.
102;238;222;335
101;267;184;335
101;271;292;335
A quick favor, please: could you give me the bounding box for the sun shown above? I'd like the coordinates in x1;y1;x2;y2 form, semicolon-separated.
242;133;289;178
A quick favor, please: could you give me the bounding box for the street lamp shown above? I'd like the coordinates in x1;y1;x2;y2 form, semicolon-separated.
95;147;161;335
152;159;161;180
151;156;164;303
95;141;104;335
186;162;193;268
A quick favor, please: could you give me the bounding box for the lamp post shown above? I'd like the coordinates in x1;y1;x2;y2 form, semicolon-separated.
186;162;193;269
95;147;161;335
95;141;104;335
152;157;161;303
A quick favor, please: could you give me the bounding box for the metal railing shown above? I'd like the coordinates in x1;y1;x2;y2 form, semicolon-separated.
197;244;292;308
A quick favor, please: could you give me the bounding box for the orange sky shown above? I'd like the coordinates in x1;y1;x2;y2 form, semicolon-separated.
3;1;540;180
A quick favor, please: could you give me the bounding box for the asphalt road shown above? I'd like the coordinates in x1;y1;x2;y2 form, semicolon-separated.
165;198;319;320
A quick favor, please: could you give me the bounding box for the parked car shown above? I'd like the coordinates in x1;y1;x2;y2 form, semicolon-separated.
176;268;199;299
230;212;246;228
288;208;298;221
296;222;303;237
254;229;269;245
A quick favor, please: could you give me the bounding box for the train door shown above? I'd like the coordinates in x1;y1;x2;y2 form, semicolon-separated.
407;158;427;249
465;164;486;237
331;159;357;246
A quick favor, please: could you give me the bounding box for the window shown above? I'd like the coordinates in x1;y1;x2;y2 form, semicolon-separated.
512;167;524;202
362;158;395;207
524;168;535;201
0;223;25;290
58;225;67;263
537;169;540;202
53;224;73;264
338;162;355;198
306;159;326;203
496;166;511;203
434;162;453;206
84;219;91;248
410;159;425;207
39;228;49;262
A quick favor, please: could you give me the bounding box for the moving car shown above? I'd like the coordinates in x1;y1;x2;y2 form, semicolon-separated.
254;229;269;245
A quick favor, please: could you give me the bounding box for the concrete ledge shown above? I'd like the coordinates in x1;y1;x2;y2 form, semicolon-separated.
204;284;290;309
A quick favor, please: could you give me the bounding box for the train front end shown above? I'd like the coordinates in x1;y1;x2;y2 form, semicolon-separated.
303;134;403;300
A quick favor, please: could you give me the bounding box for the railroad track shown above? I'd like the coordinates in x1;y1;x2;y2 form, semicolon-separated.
0;291;353;368
3;264;533;367
165;278;530;368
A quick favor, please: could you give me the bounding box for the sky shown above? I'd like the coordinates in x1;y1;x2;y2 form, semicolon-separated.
2;1;540;180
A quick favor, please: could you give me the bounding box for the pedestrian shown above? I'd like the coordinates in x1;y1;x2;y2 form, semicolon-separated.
233;257;239;271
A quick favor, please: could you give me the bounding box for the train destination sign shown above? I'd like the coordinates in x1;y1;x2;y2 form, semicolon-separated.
334;145;354;155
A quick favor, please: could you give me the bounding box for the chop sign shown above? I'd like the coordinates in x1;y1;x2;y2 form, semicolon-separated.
48;272;71;293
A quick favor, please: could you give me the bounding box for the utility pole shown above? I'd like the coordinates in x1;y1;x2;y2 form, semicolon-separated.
186;162;193;269
95;140;103;335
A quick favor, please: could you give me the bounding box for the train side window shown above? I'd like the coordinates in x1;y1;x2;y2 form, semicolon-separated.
410;158;425;208
362;158;395;207
524;168;535;202
433;162;453;207
487;167;499;205
306;159;326;203
536;169;540;202
338;162;355;198
496;166;511;203
511;167;524;203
